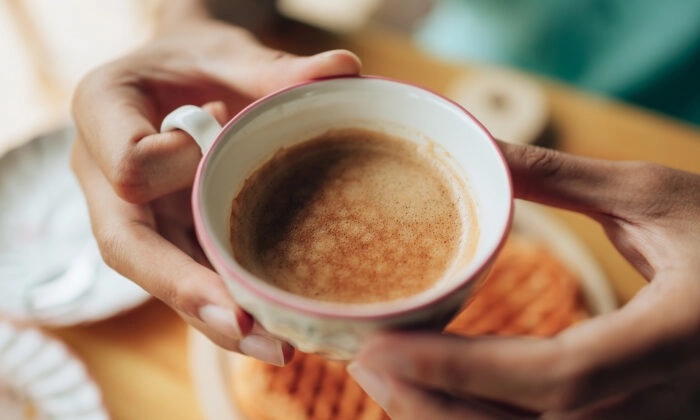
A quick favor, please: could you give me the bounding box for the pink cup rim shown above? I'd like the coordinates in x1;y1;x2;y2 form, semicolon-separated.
191;75;514;321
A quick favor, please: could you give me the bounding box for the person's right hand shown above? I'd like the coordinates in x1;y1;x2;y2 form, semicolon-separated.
71;16;361;365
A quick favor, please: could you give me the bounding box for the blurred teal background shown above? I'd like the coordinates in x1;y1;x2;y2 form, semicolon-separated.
418;0;700;125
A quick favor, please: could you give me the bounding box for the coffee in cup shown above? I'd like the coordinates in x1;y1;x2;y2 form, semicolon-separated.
230;127;478;304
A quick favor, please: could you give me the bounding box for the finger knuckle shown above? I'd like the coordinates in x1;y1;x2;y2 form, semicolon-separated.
93;224;129;275
168;272;206;318
71;75;152;203
522;146;564;180
110;152;150;203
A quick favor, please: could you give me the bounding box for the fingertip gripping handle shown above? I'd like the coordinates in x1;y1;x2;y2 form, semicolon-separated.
161;105;222;153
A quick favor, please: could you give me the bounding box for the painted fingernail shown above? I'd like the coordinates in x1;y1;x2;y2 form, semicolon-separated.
198;305;242;339
347;362;390;409
239;334;285;366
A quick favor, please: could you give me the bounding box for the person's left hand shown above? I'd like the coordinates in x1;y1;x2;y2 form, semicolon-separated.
348;142;700;419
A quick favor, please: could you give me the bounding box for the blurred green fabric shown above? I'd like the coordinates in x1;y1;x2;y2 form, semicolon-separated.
417;0;700;125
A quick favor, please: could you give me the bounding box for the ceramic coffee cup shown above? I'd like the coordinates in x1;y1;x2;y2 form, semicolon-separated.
161;76;513;359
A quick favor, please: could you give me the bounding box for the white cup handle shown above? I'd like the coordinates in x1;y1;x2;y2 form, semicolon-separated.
160;105;222;153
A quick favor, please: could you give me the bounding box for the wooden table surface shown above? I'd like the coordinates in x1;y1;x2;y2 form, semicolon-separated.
50;23;700;420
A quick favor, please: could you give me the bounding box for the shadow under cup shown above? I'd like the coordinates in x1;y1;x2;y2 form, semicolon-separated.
192;77;513;359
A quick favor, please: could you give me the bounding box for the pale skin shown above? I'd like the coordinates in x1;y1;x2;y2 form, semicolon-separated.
71;1;361;365
71;0;700;416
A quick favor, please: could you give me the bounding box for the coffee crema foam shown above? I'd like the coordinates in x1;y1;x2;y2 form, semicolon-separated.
230;128;477;303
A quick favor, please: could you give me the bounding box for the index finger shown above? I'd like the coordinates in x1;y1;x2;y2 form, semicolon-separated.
72;64;205;204
72;39;361;204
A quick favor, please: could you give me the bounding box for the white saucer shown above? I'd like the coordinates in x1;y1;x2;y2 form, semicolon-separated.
510;201;617;314
188;201;618;419
0;320;109;419
0;127;151;326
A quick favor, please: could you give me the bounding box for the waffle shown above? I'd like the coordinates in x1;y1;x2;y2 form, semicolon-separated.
447;234;589;337
230;351;388;420
229;234;589;419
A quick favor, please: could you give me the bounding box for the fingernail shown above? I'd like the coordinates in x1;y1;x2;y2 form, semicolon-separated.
198;305;241;339
347;362;390;409
239;334;285;366
313;49;361;63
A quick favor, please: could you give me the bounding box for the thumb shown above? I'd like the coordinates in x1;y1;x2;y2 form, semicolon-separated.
165;19;362;98
254;49;363;96
203;43;362;99
498;141;625;216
